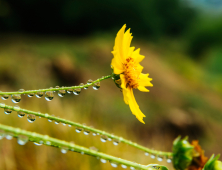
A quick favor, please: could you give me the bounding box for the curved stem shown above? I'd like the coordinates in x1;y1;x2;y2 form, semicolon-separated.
0;123;168;170
0;103;172;158
0;75;112;95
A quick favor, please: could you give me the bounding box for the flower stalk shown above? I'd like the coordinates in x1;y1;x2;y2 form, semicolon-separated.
0;75;111;95
0;103;172;158
0;123;168;170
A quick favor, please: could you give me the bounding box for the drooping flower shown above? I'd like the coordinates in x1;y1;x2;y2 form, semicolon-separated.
111;24;153;124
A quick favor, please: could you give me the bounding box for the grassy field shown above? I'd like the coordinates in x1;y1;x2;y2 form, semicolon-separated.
0;34;222;170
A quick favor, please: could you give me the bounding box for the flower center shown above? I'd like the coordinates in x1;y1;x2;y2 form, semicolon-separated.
124;57;139;89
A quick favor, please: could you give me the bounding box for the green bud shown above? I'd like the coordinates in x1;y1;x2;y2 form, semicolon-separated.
203;154;222;170
172;136;194;170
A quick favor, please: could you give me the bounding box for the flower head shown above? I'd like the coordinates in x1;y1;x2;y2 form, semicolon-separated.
111;24;153;124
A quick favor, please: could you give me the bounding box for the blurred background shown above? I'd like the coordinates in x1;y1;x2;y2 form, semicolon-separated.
0;0;222;169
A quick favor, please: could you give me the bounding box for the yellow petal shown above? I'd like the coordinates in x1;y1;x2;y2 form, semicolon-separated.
120;74;127;89
127;88;146;124
139;73;153;87
123;28;133;59
138;86;149;92
132;48;145;63
120;74;129;105
111;57;124;74
128;47;135;57
114;24;126;62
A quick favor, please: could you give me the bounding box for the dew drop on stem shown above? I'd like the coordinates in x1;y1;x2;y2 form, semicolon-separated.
100;135;108;142
83;130;90;135
27;114;36;123
100;159;107;163
73;88;81;95
28;93;34;97
93;82;100;90
61;147;68;154
150;154;156;159
87;79;93;85
167;158;172;163
0;130;5;140
75;127;82;133
67;89;73;94
13;105;20;111
36;91;44;98
121;165;127;169
113;139;120;146
145;152;149;156
11;94;21;103
4;108;12;115
130;167;135;170
5;133;13;140
58;89;66;97
17;135;28;145
1;94;9;100
157;156;163;162
45;91;54;101
17;111;25;118
110;162;118;168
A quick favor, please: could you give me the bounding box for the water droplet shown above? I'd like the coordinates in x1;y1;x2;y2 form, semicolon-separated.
18;89;25;92
45;141;51;145
100;135;108;142
87;79;93;85
13;105;20;111
18;111;25;118
73;88;81;95
28;93;34;97
130;167;135;170
157;156;163;162
100;159;107;163
68;124;72;127
110;162;118;168
75;127;82;133
0;103;6;107
150;154;156;159
27;114;36;123
81;151;84;155
5;133;13;140
67;89;73;94
61;147;68;154
89;146;98;151
121;165;127;169
48;119;52;122
108;138;112;141
45;91;54;101
17;135;28;145
145;152;149;156
79;83;84;87
83;130;90;135
4;108;12;115
113;139;120;146
0;130;5;140
58;89;66;97
55;121;60;125
34;141;43;146
92;133;96;136
62;123;66;126
11;94;21;103
36;91;44;98
1;94;9;100
167;158;172;163
93;82;100;90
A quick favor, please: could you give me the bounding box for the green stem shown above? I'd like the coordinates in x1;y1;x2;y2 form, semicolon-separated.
0;75;112;95
0;103;172;158
0;123;168;170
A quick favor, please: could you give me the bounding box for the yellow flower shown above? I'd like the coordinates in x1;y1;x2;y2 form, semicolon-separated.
111;24;153;124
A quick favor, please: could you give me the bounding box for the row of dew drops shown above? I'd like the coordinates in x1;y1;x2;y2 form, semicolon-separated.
0;129;146;170
0;103;172;165
0;79;100;103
